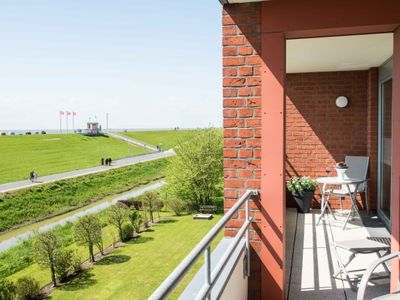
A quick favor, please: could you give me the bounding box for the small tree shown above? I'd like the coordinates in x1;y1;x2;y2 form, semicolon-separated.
142;191;159;223
32;231;60;286
0;278;15;300
15;276;41;300
74;215;103;262
107;202;130;241
129;207;142;234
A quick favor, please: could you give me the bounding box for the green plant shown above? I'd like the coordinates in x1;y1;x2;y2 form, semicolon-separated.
142;191;160;223
286;176;318;193
74;215;103;262
54;249;79;282
167;199;186;216
121;223;134;241
32;231;60;286
166;128;223;210
107;202;130;241
129;207;142;233
0;278;16;300
15;276;41;300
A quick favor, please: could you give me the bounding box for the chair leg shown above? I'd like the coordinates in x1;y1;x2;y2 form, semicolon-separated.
365;186;369;214
339;196;343;211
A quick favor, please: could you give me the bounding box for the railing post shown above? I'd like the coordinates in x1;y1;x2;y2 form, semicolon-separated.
245;197;250;277
205;246;211;300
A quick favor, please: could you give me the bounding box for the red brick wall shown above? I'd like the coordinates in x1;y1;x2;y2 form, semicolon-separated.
222;3;262;299
286;71;378;209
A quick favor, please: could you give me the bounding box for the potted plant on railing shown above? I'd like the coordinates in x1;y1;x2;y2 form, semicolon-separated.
287;176;318;213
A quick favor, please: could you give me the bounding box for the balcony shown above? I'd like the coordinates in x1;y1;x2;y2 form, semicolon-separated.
150;191;392;299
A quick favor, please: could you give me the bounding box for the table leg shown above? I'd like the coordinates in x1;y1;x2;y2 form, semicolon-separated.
343;183;360;230
317;183;327;225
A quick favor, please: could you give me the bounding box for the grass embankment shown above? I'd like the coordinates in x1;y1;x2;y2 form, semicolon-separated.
50;215;223;300
120;130;200;150
0;159;170;232
0;134;148;184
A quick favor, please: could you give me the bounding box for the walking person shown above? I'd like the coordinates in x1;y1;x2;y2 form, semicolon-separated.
29;170;35;182
108;158;112;166
101;158;104;166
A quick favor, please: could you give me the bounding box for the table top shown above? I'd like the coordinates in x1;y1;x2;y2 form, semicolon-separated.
316;176;365;184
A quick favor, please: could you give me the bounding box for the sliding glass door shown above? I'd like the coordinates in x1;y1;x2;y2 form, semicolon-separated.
378;59;393;228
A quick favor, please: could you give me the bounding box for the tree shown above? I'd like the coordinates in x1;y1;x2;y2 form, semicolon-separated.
129;207;142;234
107;202;130;241
0;278;15;300
142;191;159;223
166;128;223;210
32;231;60;286
74;215;103;262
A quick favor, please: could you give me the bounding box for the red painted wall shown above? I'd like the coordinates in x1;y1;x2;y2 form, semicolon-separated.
285;71;378;209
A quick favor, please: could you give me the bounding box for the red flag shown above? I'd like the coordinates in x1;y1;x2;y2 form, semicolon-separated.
59;111;65;115
67;111;71;115
73;112;77;116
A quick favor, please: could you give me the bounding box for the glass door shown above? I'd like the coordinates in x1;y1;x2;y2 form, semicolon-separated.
378;59;393;228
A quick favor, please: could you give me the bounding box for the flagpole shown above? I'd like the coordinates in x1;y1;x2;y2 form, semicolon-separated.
72;114;75;132
59;112;62;133
66;112;69;134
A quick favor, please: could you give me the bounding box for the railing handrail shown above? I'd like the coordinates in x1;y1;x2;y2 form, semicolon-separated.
149;189;258;300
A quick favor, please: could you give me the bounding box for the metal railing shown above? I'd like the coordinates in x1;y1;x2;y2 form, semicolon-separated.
149;189;258;300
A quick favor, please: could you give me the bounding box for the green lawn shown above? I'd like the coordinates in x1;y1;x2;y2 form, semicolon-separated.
7;215;222;300
120;130;201;150
48;215;222;300
0;134;148;184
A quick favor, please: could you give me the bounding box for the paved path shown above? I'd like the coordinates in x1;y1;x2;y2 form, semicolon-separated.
108;132;159;151
0;181;166;253
0;150;175;193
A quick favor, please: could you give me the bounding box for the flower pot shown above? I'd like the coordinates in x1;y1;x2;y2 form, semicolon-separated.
335;167;348;180
292;191;314;213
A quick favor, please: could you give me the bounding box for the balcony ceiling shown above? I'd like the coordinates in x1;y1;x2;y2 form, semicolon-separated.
286;33;393;73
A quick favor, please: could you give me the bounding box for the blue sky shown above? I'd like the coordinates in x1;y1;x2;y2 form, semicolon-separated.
0;0;222;130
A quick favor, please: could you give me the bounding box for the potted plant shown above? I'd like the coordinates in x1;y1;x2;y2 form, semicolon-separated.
335;161;348;180
286;176;318;213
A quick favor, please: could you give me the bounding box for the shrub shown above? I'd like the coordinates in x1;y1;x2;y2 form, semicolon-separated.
129;208;142;233
54;249;79;282
0;278;16;300
167;199;186;216
15;276;41;300
121;223;134;241
286;176;318;193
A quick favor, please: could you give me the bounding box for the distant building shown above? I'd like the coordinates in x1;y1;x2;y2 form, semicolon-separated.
82;122;102;136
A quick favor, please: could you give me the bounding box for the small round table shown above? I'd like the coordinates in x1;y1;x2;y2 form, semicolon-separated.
316;177;365;229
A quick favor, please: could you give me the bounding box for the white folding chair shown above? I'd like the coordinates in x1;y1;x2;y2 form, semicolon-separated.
328;156;370;213
357;252;400;300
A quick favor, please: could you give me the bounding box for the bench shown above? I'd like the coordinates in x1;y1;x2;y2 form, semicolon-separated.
199;205;217;214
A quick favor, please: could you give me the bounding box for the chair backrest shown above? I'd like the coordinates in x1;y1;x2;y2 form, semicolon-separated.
343;156;369;192
357;252;400;300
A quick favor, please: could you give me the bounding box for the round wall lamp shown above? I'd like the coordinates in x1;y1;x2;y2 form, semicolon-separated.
335;96;348;108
